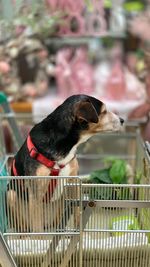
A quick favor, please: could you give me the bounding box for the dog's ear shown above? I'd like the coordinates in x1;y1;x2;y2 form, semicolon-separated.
74;101;98;123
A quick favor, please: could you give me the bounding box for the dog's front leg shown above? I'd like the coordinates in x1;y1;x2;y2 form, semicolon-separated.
28;189;44;232
64;158;80;227
7;190;28;232
28;166;50;232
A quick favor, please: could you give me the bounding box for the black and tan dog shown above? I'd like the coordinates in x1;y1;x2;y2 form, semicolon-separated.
7;94;124;231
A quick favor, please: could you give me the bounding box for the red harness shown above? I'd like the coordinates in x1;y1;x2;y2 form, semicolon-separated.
26;135;64;175
12;135;65;198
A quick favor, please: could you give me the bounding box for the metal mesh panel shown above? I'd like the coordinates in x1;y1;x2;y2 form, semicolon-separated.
2;176;82;267
81;184;150;267
0;175;149;267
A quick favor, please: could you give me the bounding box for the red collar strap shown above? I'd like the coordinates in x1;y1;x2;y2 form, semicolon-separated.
12;135;65;177
27;135;64;176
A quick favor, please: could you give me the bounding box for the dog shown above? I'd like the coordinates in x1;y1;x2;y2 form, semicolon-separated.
7;94;124;232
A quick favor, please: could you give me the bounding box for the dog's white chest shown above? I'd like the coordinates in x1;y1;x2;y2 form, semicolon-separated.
36;162;71;176
50;165;70;201
59;164;71;176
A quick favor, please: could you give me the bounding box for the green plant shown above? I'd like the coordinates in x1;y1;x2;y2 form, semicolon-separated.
135;170;142;184
88;158;131;200
90;157;128;184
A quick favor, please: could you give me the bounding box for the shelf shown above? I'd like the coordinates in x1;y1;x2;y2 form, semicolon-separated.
45;33;126;46
10;101;32;113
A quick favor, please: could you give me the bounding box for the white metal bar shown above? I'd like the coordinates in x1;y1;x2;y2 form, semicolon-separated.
0;232;17;267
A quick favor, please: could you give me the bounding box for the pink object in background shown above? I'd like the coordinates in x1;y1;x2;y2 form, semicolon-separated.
86;14;106;36
129;12;150;42
46;0;83;13
70;47;95;94
55;48;75;98
62;0;84;14
85;0;107;36
0;61;11;74
55;47;94;97
105;43;126;100
58;0;85;36
125;69;146;100
58;14;85;36
106;59;126;100
46;0;107;36
62;14;85;36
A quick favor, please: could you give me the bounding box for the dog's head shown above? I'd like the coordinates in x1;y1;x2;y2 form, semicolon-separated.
56;94;124;145
39;94;124;161
63;94;123;128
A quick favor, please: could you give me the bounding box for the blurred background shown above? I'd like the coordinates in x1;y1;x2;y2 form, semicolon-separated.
0;0;150;140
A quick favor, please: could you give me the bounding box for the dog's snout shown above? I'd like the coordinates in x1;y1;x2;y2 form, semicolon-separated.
119;117;124;125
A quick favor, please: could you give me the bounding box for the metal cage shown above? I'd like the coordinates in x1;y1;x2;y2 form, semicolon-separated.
0;95;150;267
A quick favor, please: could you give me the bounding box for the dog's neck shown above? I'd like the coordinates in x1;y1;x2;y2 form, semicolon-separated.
57;144;77;165
57;133;92;165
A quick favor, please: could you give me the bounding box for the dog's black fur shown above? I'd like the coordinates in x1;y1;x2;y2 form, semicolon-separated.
12;94;104;176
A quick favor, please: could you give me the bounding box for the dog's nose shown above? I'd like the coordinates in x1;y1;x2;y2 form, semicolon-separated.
119;117;124;125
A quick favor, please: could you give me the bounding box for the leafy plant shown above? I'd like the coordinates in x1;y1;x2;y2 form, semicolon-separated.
106;158;127;184
90;158;127;184
88;158;131;200
135;170;142;184
90;168;112;184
